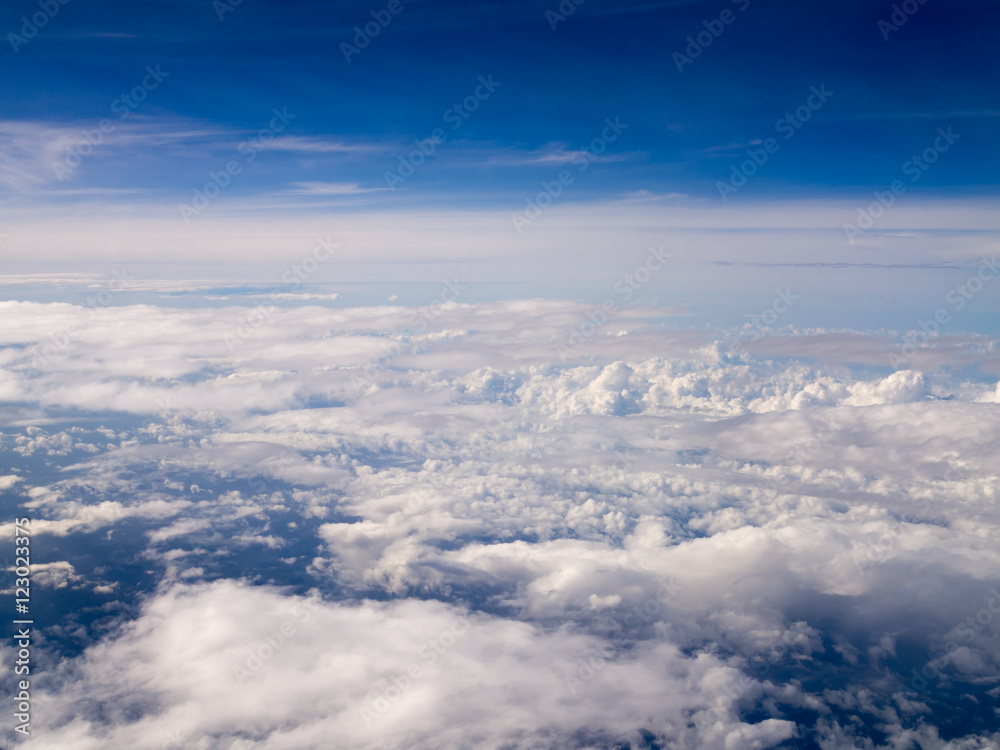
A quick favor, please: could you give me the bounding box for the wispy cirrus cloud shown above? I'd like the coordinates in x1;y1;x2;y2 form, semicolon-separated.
280;181;386;195
478;142;644;167
0;121;88;190
262;136;387;154
0;119;231;192
0;119;389;197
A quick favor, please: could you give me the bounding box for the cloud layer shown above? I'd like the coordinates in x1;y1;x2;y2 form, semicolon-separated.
2;298;999;748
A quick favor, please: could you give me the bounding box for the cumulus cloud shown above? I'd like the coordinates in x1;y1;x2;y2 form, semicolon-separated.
28;561;83;590
22;580;802;750
0;474;21;490
2;298;999;747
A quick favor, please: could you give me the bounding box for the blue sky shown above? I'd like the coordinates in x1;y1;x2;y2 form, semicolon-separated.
1;0;998;328
4;0;998;201
5;6;1000;747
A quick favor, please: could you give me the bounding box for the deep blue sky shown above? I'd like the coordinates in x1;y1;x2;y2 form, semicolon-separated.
2;0;997;205
1;0;998;335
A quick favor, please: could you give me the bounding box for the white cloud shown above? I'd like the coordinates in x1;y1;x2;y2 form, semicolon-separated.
23;580;798;750
3;298;1000;747
28;561;83;589
0;474;21;490
281;181;385;195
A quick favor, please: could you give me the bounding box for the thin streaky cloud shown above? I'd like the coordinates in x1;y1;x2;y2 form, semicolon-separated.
478;144;644;167
281;182;387;195
263;137;387;154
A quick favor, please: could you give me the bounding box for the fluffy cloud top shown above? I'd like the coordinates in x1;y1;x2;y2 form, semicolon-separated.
2;299;999;748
